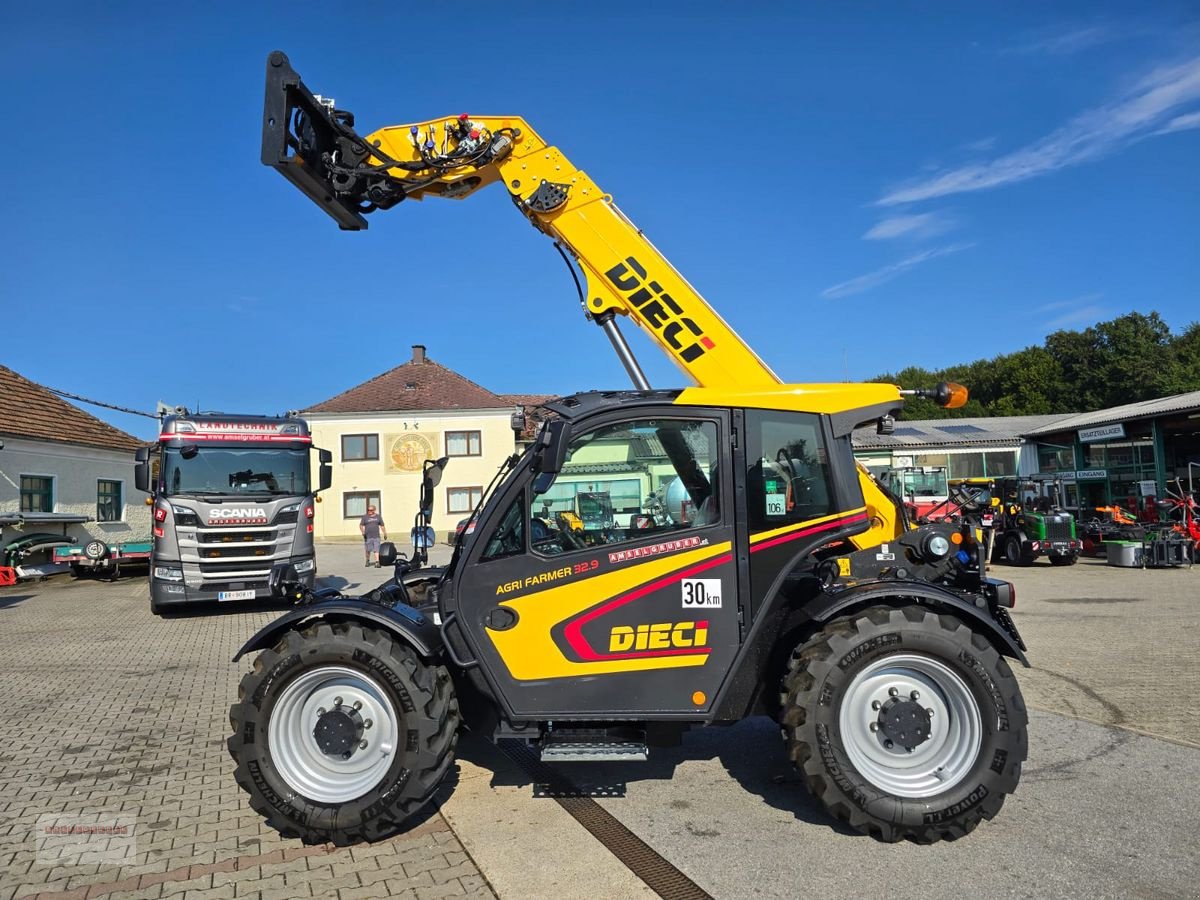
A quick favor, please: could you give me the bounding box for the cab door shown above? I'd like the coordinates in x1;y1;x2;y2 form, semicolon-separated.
452;408;738;719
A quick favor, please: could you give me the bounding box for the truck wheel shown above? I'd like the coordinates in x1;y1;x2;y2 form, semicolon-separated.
228;622;459;845
780;605;1027;843
1049;554;1078;566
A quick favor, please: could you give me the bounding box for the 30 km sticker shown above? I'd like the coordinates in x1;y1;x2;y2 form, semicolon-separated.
682;578;722;608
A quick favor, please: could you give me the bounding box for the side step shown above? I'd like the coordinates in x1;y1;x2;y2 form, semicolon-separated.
540;729;649;763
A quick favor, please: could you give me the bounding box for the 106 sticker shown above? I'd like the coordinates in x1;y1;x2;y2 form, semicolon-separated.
681;578;722;608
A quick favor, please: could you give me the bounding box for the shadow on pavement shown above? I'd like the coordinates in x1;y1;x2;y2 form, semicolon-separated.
454;718;854;834
0;594;35;610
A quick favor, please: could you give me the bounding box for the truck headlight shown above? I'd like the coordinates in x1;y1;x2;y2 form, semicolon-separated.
154;566;184;582
294;558;315;574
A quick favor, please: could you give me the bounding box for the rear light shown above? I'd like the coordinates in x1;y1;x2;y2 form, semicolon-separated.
154;507;167;522
304;505;314;519
153;526;164;538
1010;583;1017;609
306;524;314;534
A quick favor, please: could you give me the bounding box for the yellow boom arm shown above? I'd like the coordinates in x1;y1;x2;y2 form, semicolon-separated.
261;51;948;546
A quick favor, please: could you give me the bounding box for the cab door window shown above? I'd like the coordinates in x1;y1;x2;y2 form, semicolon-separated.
530;418;720;556
747;411;836;530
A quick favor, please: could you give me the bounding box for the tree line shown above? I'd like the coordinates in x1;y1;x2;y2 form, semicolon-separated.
872;311;1200;420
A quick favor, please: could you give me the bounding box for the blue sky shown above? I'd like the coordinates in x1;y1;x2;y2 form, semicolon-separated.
2;2;1198;440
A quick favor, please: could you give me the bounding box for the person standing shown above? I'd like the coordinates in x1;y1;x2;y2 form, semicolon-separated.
360;505;387;567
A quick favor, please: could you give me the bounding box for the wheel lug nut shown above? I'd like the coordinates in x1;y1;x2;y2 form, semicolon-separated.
906;747;914;753
888;687;899;697
926;708;935;717
359;740;368;750
364;719;373;729
353;700;363;710
871;700;881;710
884;740;894;749
869;722;879;732
910;690;920;700
341;751;351;759
334;696;343;707
317;707;326;716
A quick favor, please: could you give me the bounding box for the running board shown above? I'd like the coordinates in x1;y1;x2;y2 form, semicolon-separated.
540;740;649;763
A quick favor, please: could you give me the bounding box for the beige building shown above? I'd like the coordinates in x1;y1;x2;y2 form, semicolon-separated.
303;346;549;544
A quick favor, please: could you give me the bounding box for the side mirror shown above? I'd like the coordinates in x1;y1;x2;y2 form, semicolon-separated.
318;448;332;464
532;420;569;476
378;541;398;566
420;456;449;512
135;447;151;493
319;463;332;492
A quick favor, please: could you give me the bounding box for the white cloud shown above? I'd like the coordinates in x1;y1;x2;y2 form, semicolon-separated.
821;243;973;299
1046;304;1109;329
1154;110;1200;134
878;56;1200;206
863;211;955;241
1037;292;1103;313
1006;24;1115;56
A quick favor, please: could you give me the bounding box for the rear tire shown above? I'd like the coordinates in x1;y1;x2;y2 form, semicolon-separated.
1002;535;1031;566
228;621;458;845
780;605;1027;843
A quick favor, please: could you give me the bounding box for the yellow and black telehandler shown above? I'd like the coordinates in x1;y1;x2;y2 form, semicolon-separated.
228;51;1028;845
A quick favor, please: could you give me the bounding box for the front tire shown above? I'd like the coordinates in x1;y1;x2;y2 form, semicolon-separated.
228;621;458;845
780;605;1027;843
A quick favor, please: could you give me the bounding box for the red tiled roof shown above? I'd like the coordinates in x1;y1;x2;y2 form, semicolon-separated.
306;350;516;414
498;393;557;408
0;365;142;452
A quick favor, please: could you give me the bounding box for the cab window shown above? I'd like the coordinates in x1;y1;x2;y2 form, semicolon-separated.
528;418;720;556
481;497;524;561
746;411;835;530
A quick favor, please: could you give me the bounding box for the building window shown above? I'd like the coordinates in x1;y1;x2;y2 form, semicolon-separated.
20;476;53;513
341;434;379;461
344;491;381;519
447;486;484;514
446;430;482;457
97;480;123;522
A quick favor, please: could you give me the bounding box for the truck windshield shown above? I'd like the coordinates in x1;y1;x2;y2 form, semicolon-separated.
161;447;310;497
901;471;948;497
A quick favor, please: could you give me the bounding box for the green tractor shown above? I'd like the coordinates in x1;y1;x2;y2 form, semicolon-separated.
989;478;1081;567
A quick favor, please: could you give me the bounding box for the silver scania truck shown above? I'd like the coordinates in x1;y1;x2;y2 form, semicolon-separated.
135;413;332;615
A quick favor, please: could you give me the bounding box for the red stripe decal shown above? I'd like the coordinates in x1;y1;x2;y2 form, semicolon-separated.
562;553;731;662
750;511;869;553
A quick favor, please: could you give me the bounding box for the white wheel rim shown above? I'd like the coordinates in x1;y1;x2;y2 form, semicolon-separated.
838;653;983;798
267;665;400;804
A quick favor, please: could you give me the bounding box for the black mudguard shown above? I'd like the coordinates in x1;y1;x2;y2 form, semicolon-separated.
808;579;1029;667
232;599;443;662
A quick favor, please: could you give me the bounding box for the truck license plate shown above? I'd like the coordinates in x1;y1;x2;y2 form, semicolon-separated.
218;589;256;602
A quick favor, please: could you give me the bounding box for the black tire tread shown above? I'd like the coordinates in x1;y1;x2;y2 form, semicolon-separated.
228;621;458;845
779;604;1027;843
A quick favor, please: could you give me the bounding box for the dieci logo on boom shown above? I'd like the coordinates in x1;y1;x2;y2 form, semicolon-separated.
604;256;715;363
608;620;709;653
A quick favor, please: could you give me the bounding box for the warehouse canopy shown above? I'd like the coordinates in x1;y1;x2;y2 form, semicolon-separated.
1024;391;1200;437
853;415;1068;450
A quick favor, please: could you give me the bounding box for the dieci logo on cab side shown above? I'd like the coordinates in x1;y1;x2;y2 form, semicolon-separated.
609;620;709;653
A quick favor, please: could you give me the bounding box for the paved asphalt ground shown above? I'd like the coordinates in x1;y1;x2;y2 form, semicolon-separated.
1;543;1197;899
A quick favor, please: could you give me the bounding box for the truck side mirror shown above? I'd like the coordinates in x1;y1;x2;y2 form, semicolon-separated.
135;446;151;493
319;464;332;492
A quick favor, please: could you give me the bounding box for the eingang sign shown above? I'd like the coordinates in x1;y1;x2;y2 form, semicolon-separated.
1078;423;1125;443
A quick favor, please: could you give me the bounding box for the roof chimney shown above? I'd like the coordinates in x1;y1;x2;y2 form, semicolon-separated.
411;344;426;364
